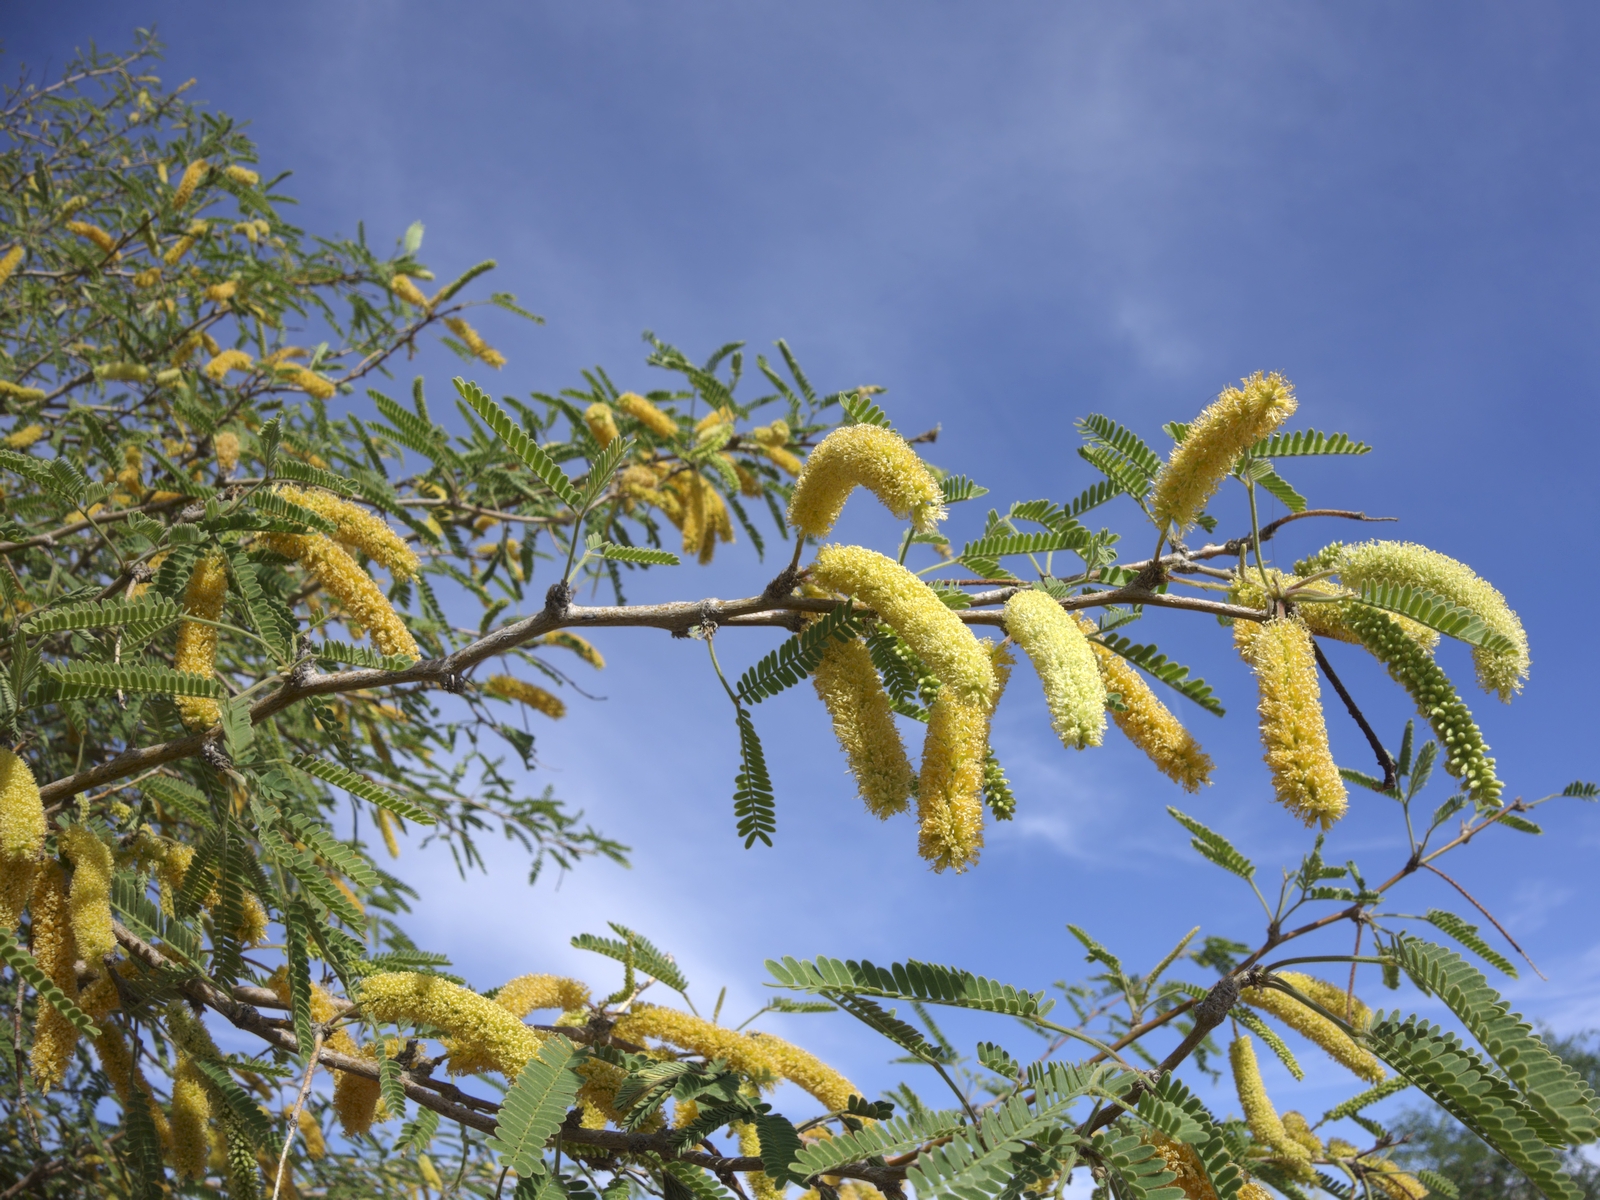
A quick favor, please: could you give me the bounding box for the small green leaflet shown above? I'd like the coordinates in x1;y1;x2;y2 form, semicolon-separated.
191;1058;275;1149
313;640;417;671
486;1035;583;1177
247;488;339;533
732;708;775;848
736;601;858;704
1167;808;1255;880
291;754;436;825
41;663;226;701
960;528;1089;560
839;390;891;428
270;455;358;495
1255;468;1306;513
0;926;99;1035
220;697;255;762
1251;429;1372;457
1093;634;1224;716
571;922;689;995
595;541;678;566
940;474;988;503
1077;414;1163;482
20;596;182;637
1353;583;1517;655
765;955;1051;1018
456;378;581;507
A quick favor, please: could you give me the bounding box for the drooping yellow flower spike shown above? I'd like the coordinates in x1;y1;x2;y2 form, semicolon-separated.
214;430;241;475
787;424;946;539
1281;1111;1323;1159
1337;540;1529;702
494;974;591;1019
811;545;995;706
59;825;115;966
0;748;47;927
1146;1134;1220;1200
391;274;431;309
811;634;915;818
283;364;338;400
328;1030;382;1135
172;158;208;209
266;964;345;1024
1240;973;1385;1083
276;485;419;580
0;245;23;289
170;1055;213;1178
295;1107;327;1160
1078;617;1213;791
917;641;1012;873
1152;371;1298;532
66;220;119;258
538;631;606;669
224;164;259;187
164;220;207;266
1229;1035;1313;1175
376;808;401;858
584;402;619;448
483;675;566;719
28;864;80;1090
172;549;229;729
1235;617;1347;829
3;423;45;449
358;971;544;1078
445;317;507;369
616;391;680;439
202;349;254;382
612;1006;779;1083
93;1022;170;1149
746;1030;861;1113
1004;589;1106;750
1365;1161;1430;1200
261;533;420;661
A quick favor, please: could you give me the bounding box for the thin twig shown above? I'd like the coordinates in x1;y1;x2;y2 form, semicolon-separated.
273;1028;325;1200
1311;641;1396;790
1421;863;1545;979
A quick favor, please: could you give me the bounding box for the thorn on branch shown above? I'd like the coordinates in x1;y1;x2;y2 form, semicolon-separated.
762;563;801;601
199;740;232;773
544;578;573;616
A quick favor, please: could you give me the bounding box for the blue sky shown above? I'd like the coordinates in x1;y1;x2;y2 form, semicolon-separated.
13;1;1600;1156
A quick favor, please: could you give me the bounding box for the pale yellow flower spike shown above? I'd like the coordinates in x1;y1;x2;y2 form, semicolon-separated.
811;635;915;818
261;533;420;661
3;424;45;450
0;245;23;289
358;971;545;1078
483;675;566;719
224;165;259;187
214;431;241;475
1281;1111;1323;1159
376;807;400;858
811;544;995;706
173;158;208;209
60;825;115;965
66;220;119;257
1240;973;1385;1083
736;1120;787;1200
445;317;507;369
296;1107;327;1159
612;1006;779;1083
1004;589;1106;750
283;365;338;400
391;274;431;309
1235;617;1347;830
786;424;945;539
170;1055;213;1178
494;974;591;1019
328;1030;382;1135
1147;1134;1219;1200
202;349;254;381
762;444;804;476
1078;617;1213;791
746;1031;861;1113
1337;540;1529;702
585;402;620;448
172;549;229;729
1229;1035;1313;1175
538;631;606;669
616;392;680;439
276;485;420;580
28;864;80;1090
917;641;1011;873
1152;371;1298;533
0;748;47;927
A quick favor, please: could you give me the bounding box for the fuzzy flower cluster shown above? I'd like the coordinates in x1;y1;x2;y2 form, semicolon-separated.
1005;589;1105;750
0;748;46;927
622;464;735;563
172;158;208;209
202;348;254;381
1152;372;1297;532
811;545;995;706
60;825;115;965
786;424;945;539
1078;617;1213;791
66;219;119;257
391;274;431;309
329;1029;382;1135
1235;617;1347;830
616;391;680;439
213;430;241;474
3;423;45;448
1240;973;1385;1083
170;1056;212;1179
1341;604;1503;807
745;1031;861;1113
261;532;420;661
173;549;230;729
358;971;544;1078
1229;1035;1314;1178
0;245;23;289
494;973;591;1018
445;316;507;369
29;864;79;1090
917;641;1011;873
584;402;620;448
1336;540;1529;702
276;485;420;579
483;675;566;719
811;634;915;818
612;1005;778;1083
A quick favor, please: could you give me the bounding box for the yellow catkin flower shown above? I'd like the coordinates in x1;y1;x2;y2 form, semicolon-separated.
174;549;229;729
917;641;1011;873
494;974;590;1018
812;634;915;818
811;545;995;705
328;1030;382;1135
752;419;790;446
1366;1162;1429;1200
205;280;238;303
214;431;241;475
279;364;337;400
116;444;144;495
1229;1036;1313;1173
419;1154;444;1188
155;841;195;915
1238;1185;1276;1200
538;631;605;669
203;349;254;381
173;159;208;209
224;165;259;187
694;407;733;435
66;220;119;257
29;864;80;1089
391;274;431;308
171;1055;213;1178
746;1031;859;1112
60;825;115;965
1080;617;1212;791
261;533;420;660
1337;540;1529;702
444;317;506;368
613;1006;778;1082
3;423;45;449
1230;568;1440;651
786;424;945;539
0;245;23;288
295;1107;326;1159
733;461;763;497
762;443;804;475
132;266;163;288
1147;1134;1219;1200
236;892;269;947
376;807;400;858
1241;973;1384;1082
163;221;207;266
1235;617;1347;829
358;972;544;1078
1152;371;1298;532
585;402;619;447
736;1120;786;1200
276;486;419;580
1004;590;1106;750
1281;1111;1323;1158
575;1056;633;1128
0;748;46;927
616;392;680;439
483;675;566;719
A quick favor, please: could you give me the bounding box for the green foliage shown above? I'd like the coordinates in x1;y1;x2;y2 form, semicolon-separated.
1426;909;1518;977
1353;584;1519;654
766;955;1052;1017
732;707;776;847
1167;807;1255;880
736;602;859;703
1250;429;1372;457
0;927;98;1035
486;1035;584;1177
571;922;690;996
1091;634;1224;715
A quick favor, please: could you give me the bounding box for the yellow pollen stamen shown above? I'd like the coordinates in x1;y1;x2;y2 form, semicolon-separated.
786;424;945;539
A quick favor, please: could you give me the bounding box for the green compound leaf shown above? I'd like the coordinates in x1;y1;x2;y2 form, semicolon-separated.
732;708;775;848
1424;909;1517;978
1167;807;1254;880
191;1057;275;1150
1077;414;1164;482
960;528;1091;561
765;955;1051;1018
291;754;437;825
1250;429;1372;457
594;541;680;566
40;663;226;702
1353;583;1518;655
486;1034;584;1177
571;922;689;996
456;377;581;507
0;926;99;1035
1094;634;1224;716
270;456;359;495
736;601;858;704
791;1107;966;1176
839;390;892;429
940;474;989;504
20;596;183;637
